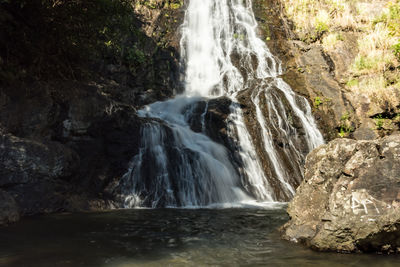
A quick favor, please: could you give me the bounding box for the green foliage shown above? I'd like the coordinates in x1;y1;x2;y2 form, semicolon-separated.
374;114;385;130
143;1;157;9
353;55;377;71
0;0;148;82
393;41;400;61
233;33;245;40
338;125;353;138
346;78;359;87
338;127;346;138
373;12;388;25
314;97;322;109
313;96;332;110
388;1;400;35
125;45;147;72
162;0;183;9
340;112;350;121
373;1;400;36
338;112;353;138
315;21;329;34
169;0;183;9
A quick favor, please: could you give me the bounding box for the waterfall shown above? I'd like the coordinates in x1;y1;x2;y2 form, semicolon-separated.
114;0;324;208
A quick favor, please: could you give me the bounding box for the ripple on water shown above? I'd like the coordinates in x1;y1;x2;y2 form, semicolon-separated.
0;208;399;267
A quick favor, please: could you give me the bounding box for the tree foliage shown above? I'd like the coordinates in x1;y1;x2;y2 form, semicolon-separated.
0;0;142;83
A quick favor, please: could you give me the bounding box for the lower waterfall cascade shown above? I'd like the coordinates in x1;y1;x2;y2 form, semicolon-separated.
114;0;325;208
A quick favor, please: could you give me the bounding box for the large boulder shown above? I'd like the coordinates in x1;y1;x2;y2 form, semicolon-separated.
0;133;79;187
281;134;400;253
0;133;83;215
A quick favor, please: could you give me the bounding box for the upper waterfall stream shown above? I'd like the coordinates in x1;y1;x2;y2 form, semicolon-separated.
114;0;324;208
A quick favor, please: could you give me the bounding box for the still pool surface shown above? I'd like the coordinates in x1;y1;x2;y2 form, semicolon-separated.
0;205;399;266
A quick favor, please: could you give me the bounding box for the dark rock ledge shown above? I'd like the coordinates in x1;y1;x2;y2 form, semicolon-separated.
0;189;19;226
281;134;400;253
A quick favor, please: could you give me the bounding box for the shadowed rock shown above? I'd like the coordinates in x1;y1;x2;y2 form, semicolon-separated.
0;190;19;226
0;0;184;221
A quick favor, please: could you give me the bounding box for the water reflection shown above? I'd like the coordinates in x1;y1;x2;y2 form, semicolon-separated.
0;208;398;266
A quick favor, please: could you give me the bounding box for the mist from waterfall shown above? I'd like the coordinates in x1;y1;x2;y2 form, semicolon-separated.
114;0;324;208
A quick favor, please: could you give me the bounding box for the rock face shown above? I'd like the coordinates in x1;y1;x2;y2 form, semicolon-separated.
252;0;355;141
254;0;400;140
236;84;311;200
0;82;151;217
0;190;19;226
282;134;400;253
0;133;79;186
0;1;185;222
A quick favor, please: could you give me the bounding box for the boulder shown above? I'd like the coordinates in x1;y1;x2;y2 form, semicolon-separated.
282;134;400;253
0;133;79;187
0;133;85;215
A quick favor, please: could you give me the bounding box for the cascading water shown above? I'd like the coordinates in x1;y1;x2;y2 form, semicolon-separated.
114;0;324;208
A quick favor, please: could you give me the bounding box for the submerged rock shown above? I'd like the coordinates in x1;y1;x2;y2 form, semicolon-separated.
281;134;400;253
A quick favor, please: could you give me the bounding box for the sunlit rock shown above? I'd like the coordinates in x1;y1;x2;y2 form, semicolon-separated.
282;134;400;253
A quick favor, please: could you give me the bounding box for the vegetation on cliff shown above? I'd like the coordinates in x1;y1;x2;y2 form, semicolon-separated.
0;0;135;82
0;0;182;88
281;0;400;137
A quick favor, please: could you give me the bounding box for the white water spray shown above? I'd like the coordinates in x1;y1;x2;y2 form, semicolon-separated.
115;0;324;207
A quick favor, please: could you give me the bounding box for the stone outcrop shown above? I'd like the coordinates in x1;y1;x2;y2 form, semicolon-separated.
0;133;79;186
281;134;400;253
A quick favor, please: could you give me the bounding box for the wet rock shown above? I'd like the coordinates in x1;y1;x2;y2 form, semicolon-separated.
0;81;145;217
62;90;109;138
0;132;89;216
204;97;233;144
0;133;79;186
183;96;233;146
235;82;313;201
7;179;113;216
0;190;20;225
281;134;400;253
